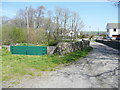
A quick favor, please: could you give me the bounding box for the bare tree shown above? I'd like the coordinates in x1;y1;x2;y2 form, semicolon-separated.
54;8;71;40
1;16;10;24
53;8;62;41
62;8;70;37
107;0;120;7
35;6;46;29
45;10;53;42
69;11;84;39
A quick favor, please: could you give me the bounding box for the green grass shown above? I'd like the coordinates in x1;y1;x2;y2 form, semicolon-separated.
1;47;11;56
1;47;92;81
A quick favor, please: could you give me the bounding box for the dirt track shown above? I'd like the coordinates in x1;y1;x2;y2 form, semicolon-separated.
3;42;119;88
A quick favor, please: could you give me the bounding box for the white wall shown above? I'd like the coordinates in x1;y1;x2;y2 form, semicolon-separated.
118;29;120;35
107;29;119;37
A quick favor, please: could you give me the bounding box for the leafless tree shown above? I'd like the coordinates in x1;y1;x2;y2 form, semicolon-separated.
35;6;46;29
1;16;10;24
69;11;84;39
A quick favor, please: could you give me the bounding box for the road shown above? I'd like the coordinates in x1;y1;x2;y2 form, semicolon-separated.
3;42;120;88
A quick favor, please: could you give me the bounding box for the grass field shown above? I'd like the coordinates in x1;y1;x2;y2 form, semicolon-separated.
1;47;92;81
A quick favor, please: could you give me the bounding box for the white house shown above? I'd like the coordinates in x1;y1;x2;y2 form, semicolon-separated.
67;30;75;37
106;23;120;39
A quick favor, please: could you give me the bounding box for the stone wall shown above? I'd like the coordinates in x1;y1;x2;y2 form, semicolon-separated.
52;40;90;55
47;46;57;55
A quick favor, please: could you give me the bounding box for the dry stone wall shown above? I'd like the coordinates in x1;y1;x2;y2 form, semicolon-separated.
48;40;90;55
47;46;57;55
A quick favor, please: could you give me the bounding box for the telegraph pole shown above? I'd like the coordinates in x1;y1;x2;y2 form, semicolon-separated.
26;7;29;29
26;7;29;44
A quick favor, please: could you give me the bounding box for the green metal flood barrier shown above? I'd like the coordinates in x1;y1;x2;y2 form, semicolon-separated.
10;46;47;55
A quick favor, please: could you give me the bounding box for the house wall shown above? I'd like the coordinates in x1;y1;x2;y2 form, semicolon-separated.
107;29;119;37
118;29;120;35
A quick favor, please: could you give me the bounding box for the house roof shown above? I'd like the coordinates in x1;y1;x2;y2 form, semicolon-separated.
106;23;120;29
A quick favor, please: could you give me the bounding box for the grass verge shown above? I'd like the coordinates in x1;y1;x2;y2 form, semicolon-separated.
1;47;92;81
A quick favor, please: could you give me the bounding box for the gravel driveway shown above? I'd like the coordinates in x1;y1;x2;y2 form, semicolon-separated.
3;42;120;88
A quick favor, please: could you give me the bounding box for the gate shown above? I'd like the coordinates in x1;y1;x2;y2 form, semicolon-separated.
10;46;47;55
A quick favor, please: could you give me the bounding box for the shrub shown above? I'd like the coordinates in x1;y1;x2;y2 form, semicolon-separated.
48;41;58;46
2;26;26;45
77;35;85;39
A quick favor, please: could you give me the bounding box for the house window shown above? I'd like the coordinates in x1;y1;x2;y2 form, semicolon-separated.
113;28;116;32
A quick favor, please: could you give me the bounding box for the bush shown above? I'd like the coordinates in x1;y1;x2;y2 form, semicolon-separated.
48;41;58;46
77;35;85;39
2;26;26;45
